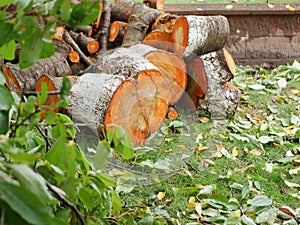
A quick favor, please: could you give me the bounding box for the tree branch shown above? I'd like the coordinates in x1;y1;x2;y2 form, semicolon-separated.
46;182;86;225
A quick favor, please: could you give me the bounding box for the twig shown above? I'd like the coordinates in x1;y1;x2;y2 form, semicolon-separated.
62;30;91;66
95;2;103;30
15;90;61;96
46;182;86;225
97;0;111;55
35;125;51;153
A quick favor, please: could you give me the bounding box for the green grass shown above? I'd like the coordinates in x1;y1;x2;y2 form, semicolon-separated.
111;62;300;224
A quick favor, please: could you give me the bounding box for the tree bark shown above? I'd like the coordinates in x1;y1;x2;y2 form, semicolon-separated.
183;15;229;57
197;50;239;117
66;72;170;146
122;3;161;45
2;52;72;92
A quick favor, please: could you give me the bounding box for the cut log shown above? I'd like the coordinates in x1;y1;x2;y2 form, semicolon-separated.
197;82;240;117
110;0;135;22
122;3;161;45
183;55;207;107
183;15;229;57
196;50;239;117
69;31;100;54
94;44;186;104
167;106;178;120
200;49;235;84
109;21;128;48
75;25;93;37
143;14;188;55
2;53;72;92
68;51;80;63
62;31;92;66
67;73;170;146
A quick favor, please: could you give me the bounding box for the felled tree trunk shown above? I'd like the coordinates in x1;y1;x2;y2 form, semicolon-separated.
67;72;170;146
109;21;128;48
143;13;188;55
122;3;161;45
183;15;229;57
94;44;186;105
2;53;72;92
197;49;239;117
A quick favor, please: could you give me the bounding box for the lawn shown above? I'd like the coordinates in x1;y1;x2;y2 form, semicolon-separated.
108;61;300;224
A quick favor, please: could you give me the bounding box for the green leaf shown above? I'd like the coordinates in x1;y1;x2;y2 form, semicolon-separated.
250;195;272;207
69;2;99;28
0;85;13;110
95;173;117;188
92;140;110;170
0;110;9;134
241;215;256;225
0;181;53;225
0;39;16;60
41;38;55;59
11;164;53;203
0;0;14;7
79;186;99;210
0;22;14;46
46;136;76;177
111;190;122;216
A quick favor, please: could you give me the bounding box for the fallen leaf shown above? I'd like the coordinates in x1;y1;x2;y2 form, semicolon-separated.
284;180;300;188
188;196;196;208
199;117;210;123
157;191;165;200
195;203;202;216
289;167;300;175
152;178;161;183
232;146;239;157
267;3;274;8
250;149;262;156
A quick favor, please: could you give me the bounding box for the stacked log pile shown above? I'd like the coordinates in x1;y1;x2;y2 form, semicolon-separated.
2;0;240;146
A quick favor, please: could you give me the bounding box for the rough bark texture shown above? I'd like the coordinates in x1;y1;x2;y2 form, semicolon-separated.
2;53;72;92
122;3;161;45
67;73;124;134
70;31;99;54
143;0;164;11
183;15;230;57
197;81;240;117
200;49;235;84
110;0;135;22
197;50;240;117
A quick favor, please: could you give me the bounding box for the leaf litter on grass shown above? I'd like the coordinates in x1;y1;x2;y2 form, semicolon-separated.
83;61;300;224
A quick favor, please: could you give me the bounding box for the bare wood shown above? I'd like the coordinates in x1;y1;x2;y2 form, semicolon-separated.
183;55;207;108
122;3;161;45
66;72;170;146
144;14;188;55
108;21;128;48
2;53;72;92
94;44;186;104
51;26;65;41
68;51;80;63
167;106;178;120
183;15;230;57
62;31;92;66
